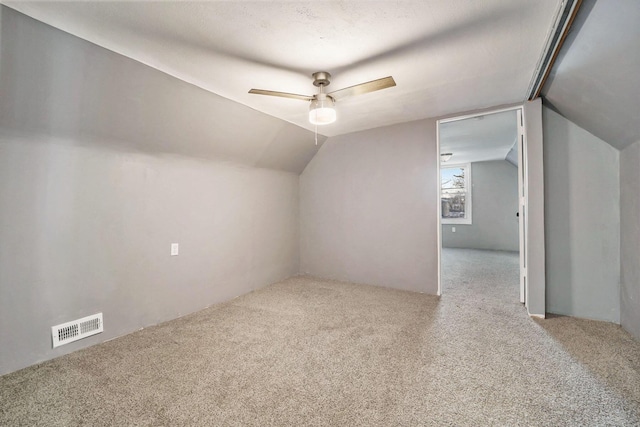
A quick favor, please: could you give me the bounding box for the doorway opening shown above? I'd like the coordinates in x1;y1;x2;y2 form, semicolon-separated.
437;107;527;307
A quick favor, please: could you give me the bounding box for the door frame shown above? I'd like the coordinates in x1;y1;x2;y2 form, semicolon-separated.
436;105;528;306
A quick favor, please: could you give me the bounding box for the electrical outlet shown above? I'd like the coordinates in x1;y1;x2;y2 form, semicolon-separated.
452;227;456;232
171;243;179;256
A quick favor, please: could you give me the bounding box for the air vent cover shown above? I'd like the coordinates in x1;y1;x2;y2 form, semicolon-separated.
51;313;103;348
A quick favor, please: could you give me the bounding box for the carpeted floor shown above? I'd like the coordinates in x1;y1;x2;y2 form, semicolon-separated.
1;248;639;426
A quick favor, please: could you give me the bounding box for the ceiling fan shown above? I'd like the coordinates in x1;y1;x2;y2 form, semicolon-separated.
248;72;396;125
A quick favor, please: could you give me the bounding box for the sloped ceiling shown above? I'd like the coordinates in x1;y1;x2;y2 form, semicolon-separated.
542;0;640;150
0;6;325;174
3;1;561;139
440;110;518;165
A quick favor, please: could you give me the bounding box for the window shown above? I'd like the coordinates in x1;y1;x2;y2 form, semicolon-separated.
441;163;472;224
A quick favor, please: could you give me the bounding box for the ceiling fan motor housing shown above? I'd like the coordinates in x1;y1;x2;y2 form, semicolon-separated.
312;71;331;87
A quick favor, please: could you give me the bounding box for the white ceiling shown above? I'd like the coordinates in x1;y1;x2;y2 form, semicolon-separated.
3;0;562;138
542;0;640;150
440;110;518;165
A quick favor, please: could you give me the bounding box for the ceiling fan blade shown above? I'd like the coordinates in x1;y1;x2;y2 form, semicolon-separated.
328;76;396;100
248;89;313;102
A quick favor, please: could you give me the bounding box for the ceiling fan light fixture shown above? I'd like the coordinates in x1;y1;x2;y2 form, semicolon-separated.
249;71;395;127
309;94;336;125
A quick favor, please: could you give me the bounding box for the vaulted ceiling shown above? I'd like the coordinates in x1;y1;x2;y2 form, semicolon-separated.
3;1;561;138
542;0;640;151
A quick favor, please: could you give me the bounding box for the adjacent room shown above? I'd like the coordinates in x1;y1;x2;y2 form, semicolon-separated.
439;109;522;301
1;0;639;425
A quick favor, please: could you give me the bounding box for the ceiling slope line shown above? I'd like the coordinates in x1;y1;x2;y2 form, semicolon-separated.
527;0;583;100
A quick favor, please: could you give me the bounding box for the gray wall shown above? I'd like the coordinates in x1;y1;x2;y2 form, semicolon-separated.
543;106;620;323
300;120;439;294
0;6;299;375
620;140;640;339
442;160;519;252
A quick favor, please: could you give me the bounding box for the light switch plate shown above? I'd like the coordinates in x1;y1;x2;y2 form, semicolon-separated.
171;243;179;256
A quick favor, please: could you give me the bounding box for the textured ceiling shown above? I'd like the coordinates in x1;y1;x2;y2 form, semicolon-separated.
3;1;561;138
543;0;640;150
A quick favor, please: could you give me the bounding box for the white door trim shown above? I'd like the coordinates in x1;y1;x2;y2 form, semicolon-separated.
516;109;527;305
436;119;442;296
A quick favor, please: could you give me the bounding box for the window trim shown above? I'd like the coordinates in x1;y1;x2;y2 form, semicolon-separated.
440;162;472;225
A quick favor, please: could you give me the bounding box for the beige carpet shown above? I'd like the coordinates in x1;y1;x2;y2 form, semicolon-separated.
1;248;639;426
